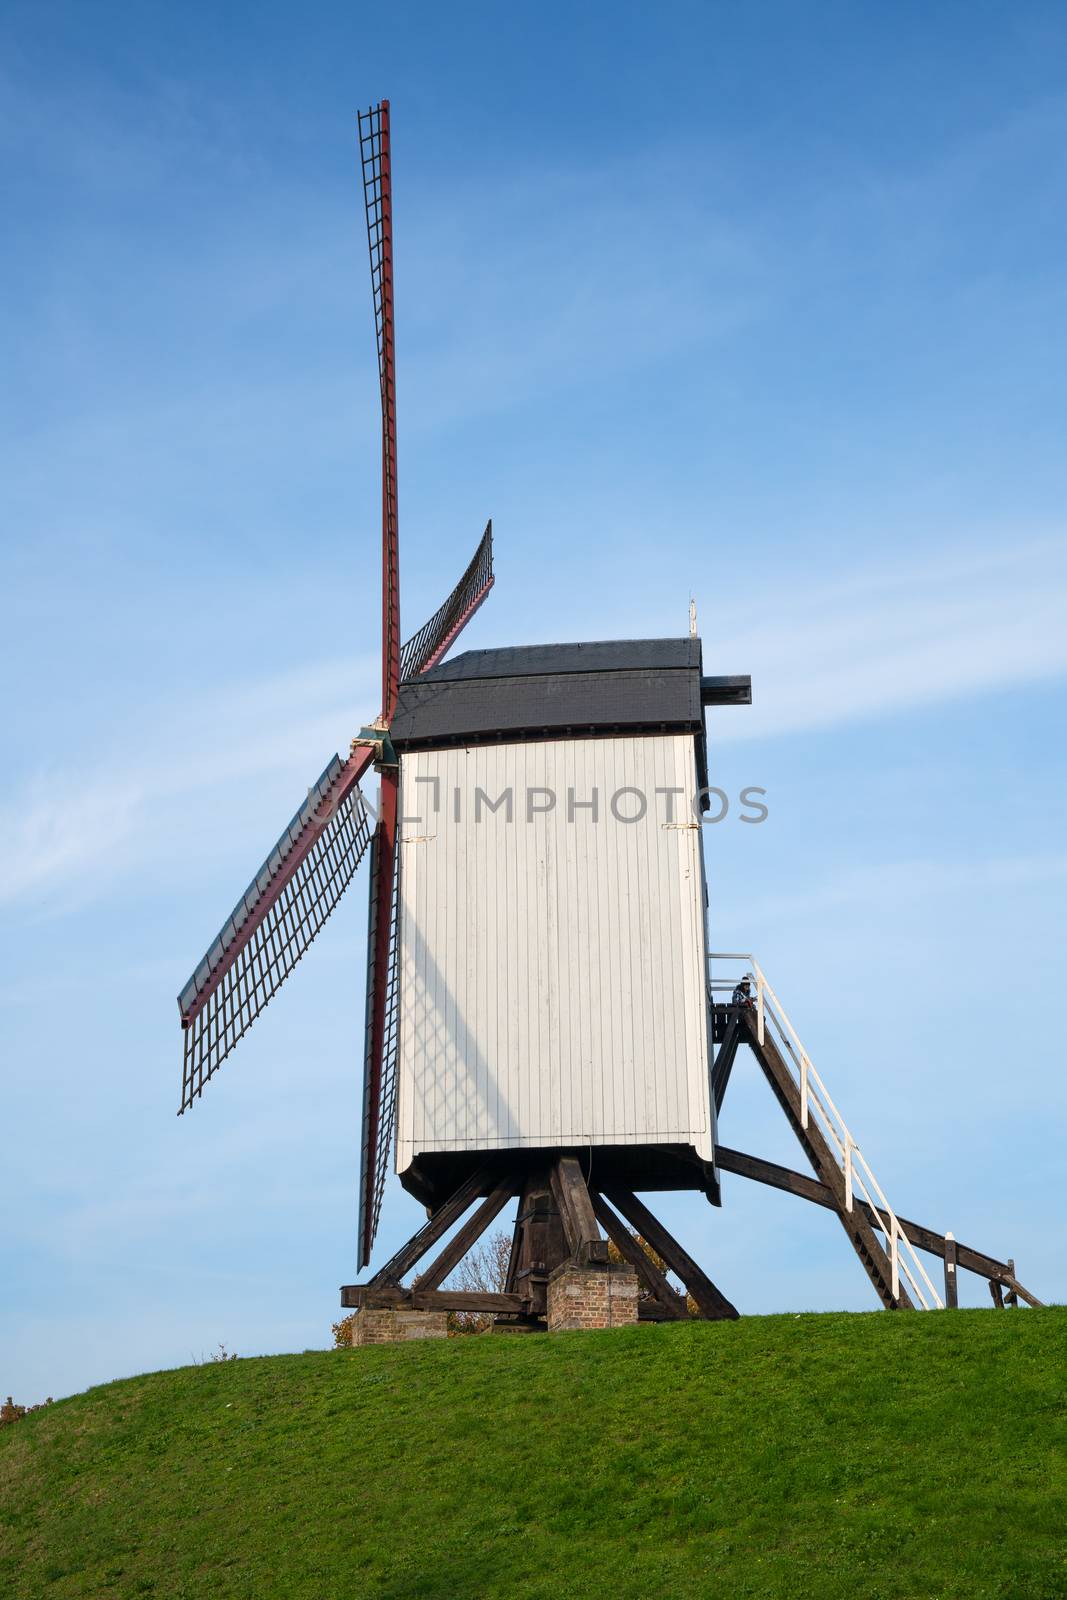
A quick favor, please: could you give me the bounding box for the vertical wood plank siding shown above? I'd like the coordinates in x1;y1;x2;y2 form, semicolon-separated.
395;736;714;1171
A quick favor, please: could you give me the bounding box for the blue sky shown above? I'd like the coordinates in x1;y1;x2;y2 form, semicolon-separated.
2;1;1065;1401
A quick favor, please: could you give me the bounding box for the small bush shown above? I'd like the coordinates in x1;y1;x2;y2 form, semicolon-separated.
332;1314;356;1349
1;1395;53;1426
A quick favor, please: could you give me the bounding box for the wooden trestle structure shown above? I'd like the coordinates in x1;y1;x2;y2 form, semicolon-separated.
342;996;1041;1323
341;1154;739;1324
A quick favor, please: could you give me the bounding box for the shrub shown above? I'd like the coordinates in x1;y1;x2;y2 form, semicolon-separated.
1;1396;53;1426
445;1230;513;1335
332;1314;357;1349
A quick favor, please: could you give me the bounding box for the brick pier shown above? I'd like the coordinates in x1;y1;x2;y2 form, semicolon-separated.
546;1261;639;1332
349;1308;449;1346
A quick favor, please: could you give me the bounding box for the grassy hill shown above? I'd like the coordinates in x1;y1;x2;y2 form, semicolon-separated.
2;1309;1064;1599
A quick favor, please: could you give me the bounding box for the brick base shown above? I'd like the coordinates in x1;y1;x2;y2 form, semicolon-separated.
546;1262;640;1332
350;1308;449;1346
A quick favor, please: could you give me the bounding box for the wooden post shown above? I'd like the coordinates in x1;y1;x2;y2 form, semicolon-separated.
505;1171;567;1318
943;1231;958;1309
550;1156;608;1265
1005;1258;1018;1308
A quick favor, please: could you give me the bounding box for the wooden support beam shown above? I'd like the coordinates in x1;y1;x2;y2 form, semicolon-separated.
712;1014;743;1113
551;1156;608;1265
943;1232;959;1309
415;1182;515;1292
714;1146;1043;1305
637;1299;680;1322
1000;1274;1040;1309
591;1193;688;1319
491;1315;547;1334
411;1290;525;1314
367;1163;498;1287
341;1284;407;1308
505;1172;568;1316
600;1186;739;1321
717;1144;836;1210
503;1179;530;1295
735;1007;913;1310
341;1284;525;1314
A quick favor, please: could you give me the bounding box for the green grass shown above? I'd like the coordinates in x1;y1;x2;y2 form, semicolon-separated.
2;1309;1064;1599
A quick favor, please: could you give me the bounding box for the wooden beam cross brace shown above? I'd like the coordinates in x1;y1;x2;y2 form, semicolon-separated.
600;1186;738;1320
712;1012;744;1113
415;1182;516;1292
714;1146;1042;1308
366;1162;500;1288
591;1193;688;1319
735;1006;912;1310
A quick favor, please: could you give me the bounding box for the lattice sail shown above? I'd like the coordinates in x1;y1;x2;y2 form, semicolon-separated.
178;749;374;1113
358;99;400;723
400;520;495;680
357;824;402;1268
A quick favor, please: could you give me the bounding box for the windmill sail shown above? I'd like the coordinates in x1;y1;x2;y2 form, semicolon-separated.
358;100;400;724
176;99;502;1278
178;747;375;1112
400;521;495;681
357;817;402;1268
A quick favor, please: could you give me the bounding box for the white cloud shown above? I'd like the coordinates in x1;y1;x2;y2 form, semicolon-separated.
3;535;1065;909
710;533;1067;741
0;652;378;908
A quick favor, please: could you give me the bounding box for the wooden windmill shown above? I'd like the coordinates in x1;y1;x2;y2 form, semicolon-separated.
177;101;1041;1336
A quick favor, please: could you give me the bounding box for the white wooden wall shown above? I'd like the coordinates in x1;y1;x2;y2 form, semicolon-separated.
395;735;715;1172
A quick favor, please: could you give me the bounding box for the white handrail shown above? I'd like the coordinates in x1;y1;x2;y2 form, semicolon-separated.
709;951;944;1311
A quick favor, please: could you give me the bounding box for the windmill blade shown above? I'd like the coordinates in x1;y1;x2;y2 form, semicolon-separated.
358;100;401;725
400;520;495;681
357;768;400;1267
178;746;377;1113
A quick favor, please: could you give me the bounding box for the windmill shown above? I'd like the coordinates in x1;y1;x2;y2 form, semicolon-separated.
178;101;1041;1338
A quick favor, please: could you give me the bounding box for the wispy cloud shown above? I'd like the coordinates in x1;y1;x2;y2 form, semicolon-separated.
736;852;1067;927
0;652;378;909
4;534;1065;910
710;533;1067;741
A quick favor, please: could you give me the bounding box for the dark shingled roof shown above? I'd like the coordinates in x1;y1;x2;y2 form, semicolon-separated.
416;637;701;683
392;637;705;750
